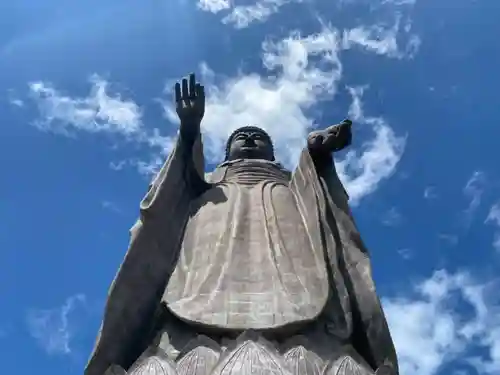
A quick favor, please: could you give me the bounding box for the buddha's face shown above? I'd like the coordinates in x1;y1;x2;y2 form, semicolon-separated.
227;130;274;161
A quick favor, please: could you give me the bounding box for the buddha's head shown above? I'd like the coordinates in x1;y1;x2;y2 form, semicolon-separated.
225;126;275;161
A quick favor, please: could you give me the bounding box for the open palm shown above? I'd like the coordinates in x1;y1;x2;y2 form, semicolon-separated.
175;73;205;123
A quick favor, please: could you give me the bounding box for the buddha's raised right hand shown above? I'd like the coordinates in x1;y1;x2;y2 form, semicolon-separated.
175;73;205;145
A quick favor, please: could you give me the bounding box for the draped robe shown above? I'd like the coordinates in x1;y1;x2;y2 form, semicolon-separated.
85;133;398;375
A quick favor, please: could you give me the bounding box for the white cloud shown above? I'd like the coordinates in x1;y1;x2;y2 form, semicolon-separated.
338;86;406;204
397;248;413;259
10;98;24;107
162;28;343;168
381;207;403;226
463;171;486;227
26;76;176;176
485;203;500;226
25;17;413;199
438;233;459;247
22;22;408;202
381;0;416;5
160;27;406;203
26;294;86;355
342;16;420;59
7;89;24;107
197;0;231;13
223;0;302;29
424;186;437;199
197;0;421;48
28;75;143;138
485;202;500;252
383;270;500;375
101;200;122;214
197;0;301;29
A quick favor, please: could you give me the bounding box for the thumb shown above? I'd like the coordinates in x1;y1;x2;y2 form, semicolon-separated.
308;133;324;149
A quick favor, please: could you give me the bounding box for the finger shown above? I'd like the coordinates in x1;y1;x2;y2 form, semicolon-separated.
182;78;189;100
327;124;339;135
174;82;181;103
323;134;337;149
196;84;205;99
342;118;352;127
189;73;196;98
196;84;206;115
308;133;323;149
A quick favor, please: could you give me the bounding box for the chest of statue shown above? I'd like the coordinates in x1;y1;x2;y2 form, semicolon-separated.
162;160;330;332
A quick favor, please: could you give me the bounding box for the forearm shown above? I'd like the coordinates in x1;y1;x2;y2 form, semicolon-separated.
178;123;210;197
141;131;201;216
308;148;350;213
179;119;200;149
308;147;334;174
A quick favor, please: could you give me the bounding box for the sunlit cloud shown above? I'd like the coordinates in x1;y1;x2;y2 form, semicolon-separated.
28;76;143;137
26;294;86;355
383;270;500;375
197;0;302;29
485;202;500;252
462;171;486;228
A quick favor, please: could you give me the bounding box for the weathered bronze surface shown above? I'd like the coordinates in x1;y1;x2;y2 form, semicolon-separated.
85;74;399;375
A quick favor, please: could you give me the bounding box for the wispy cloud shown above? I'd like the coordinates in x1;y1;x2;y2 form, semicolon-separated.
197;0;230;13
342;15;420;59
21;23;409;200
381;0;416;5
160;27;406;204
23;75;175;176
462;171;486;227
28;75;143;137
7;89;24;107
340;86;406;204
383;270;500;375
424;186;437;200
197;0;420;38
26;294;86;355
397;248;413;259
21;8;417;198
485;202;500;252
381;207;403;227
197;0;302;29
10;98;24;107
163;28;344;169
222;0;302;29
438;233;459;247
101;200;122;214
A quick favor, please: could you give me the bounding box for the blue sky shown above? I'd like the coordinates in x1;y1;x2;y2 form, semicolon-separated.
1;0;499;374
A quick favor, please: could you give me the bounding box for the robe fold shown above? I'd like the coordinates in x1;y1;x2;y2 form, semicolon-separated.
85;132;398;375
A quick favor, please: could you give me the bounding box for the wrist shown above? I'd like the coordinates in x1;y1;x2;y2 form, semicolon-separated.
179;119;201;143
309;147;333;170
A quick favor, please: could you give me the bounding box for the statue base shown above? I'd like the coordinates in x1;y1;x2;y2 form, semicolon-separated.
108;330;375;375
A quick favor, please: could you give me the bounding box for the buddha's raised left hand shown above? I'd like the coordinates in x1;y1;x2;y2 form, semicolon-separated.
307;119;352;154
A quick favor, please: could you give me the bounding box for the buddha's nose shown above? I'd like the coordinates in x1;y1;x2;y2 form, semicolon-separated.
244;137;256;146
